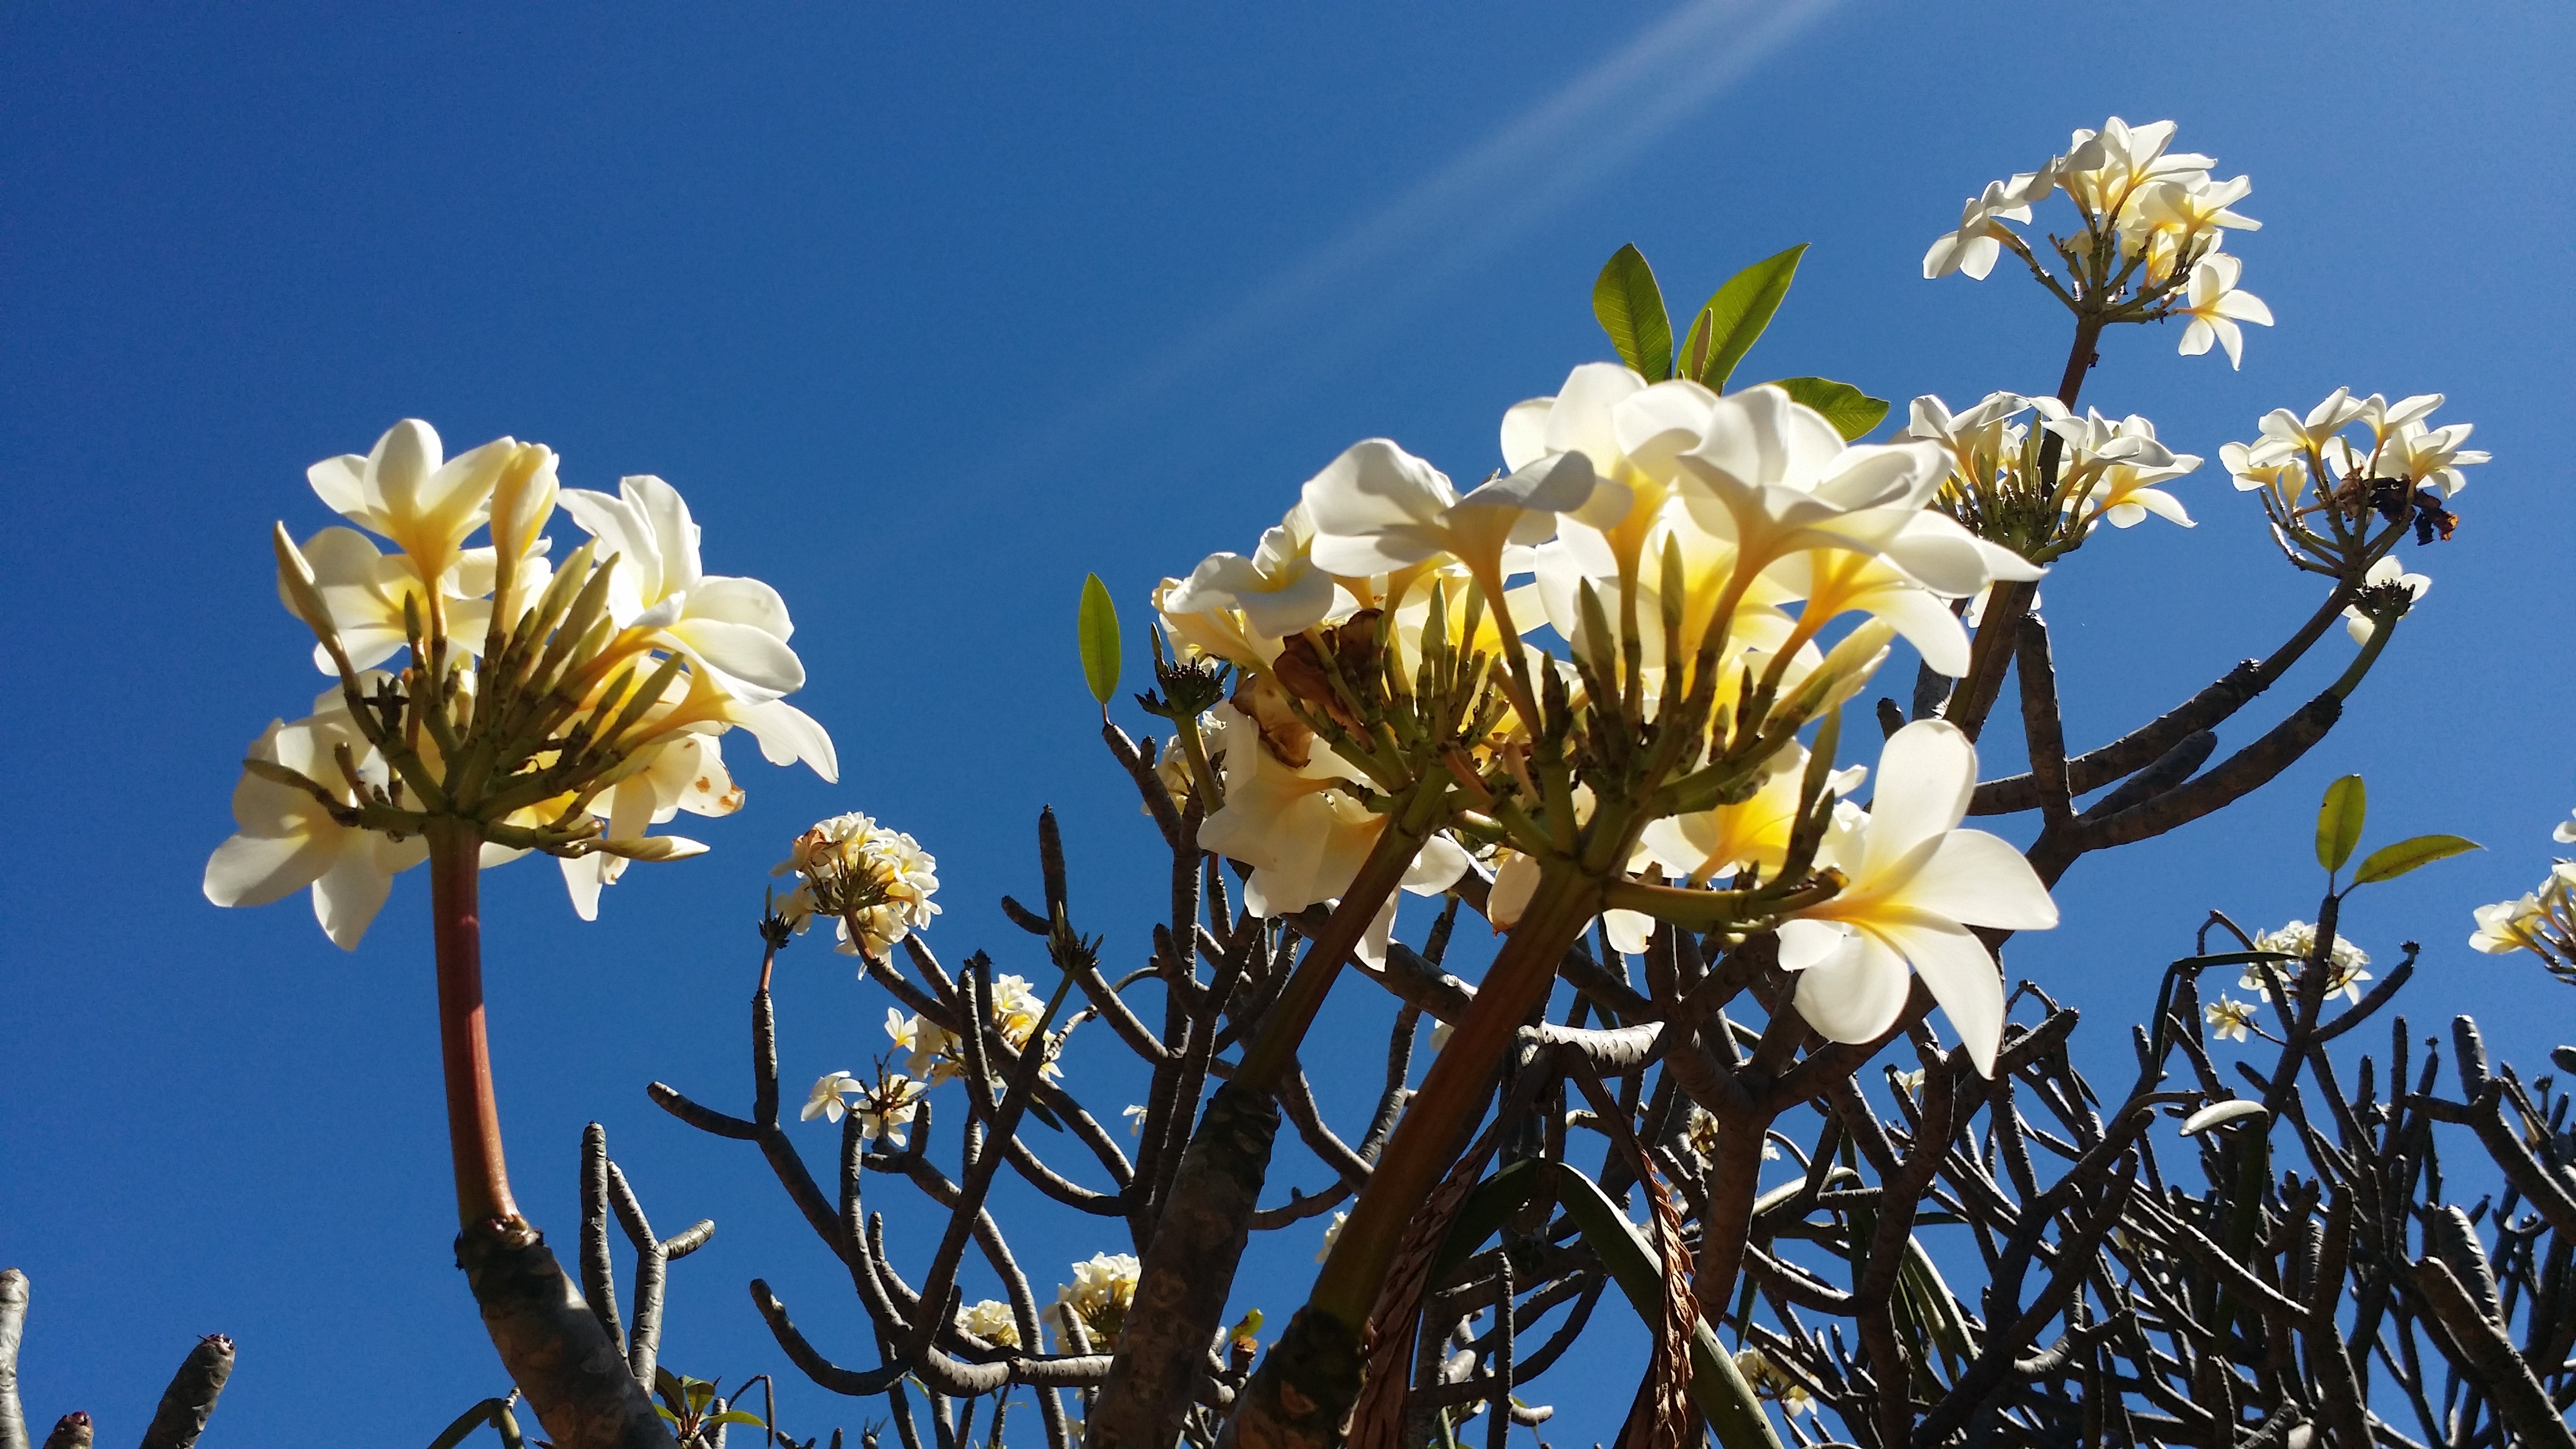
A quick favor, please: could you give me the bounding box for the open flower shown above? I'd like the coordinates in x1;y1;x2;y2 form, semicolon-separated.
1922;178;2035;281
2343;557;2430;644
1163;502;1340;639
2205;997;2259;1043
956;1300;1022;1349
1058;1253;1141;1347
1777;720;2060;1075
774;812;941;959
202;712;429;950
558;732;740;920
2174;253;2273;369
305;419;522;594
559;473;806;704
1192;703;1468;957
1300;438;1622;588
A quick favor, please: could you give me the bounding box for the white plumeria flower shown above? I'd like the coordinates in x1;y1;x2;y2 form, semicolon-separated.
956;1300;1021;1349
2175;253;2273;369
2342;557;2431;644
1778;720;2060;1075
2470;892;2549;954
1162;502;1341;639
557;473;807;705
803;1070;861;1123
774;811;942;959
1891;1068;1926;1096
2555;809;2575;846
2032;402;2202;531
2258;389;2373;460
855;1074;927;1146
1316;1210;1347;1264
1192;702;1468;964
2060;117;2213;218
1641;749;1866;887
1922;178;2034;281
1300;437;1623;586
1057;1252;1142;1341
202;712;429;949
305;419;522;595
1123;1104;1148;1136
2204;997;2258;1043
558;732;738;920
2374;413;2491;498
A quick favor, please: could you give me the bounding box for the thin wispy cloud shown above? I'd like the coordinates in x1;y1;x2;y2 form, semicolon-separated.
1065;0;1840;436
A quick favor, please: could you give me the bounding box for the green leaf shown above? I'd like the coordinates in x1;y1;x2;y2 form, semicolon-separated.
1428;1158;1546;1282
1548;1163;1785;1449
1679;243;1806;389
1077;573;1122;708
1764;376;1888;441
708;1410;773;1428
1592;243;1674;382
2351;833;2482;885
2316;774;2367;874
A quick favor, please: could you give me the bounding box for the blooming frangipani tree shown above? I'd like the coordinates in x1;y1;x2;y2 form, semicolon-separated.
201;423;834;1439
168;115;2576;1449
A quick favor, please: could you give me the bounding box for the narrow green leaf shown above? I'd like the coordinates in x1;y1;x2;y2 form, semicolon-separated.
1549;1163;1785;1449
2316;774;2367;873
1764;376;1890;441
1683;243;1807;389
708;1410;773;1428
2351;833;2482;886
1592;243;1674;382
1077;573;1121;708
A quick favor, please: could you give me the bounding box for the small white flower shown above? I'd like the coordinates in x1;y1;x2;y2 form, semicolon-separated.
1316;1211;1348;1265
803;1071;860;1123
956;1299;1022;1349
2343;557;2431;645
2204;997;2258;1043
1123;1104;1148;1136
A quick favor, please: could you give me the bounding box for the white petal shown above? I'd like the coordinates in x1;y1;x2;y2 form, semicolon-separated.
1898;829;2059;930
311;846;396;950
1868;912;2004;1075
1860;721;1976;878
668;617;807;701
204;831;334;908
736;698;839;782
1790;928;1911;1045
1402;834;1472;895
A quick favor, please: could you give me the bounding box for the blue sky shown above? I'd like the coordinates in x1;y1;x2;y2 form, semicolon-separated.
3;1;2571;1440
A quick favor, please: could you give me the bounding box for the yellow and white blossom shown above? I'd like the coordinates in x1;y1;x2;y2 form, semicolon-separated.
2343;557;2430;644
2205;997;2258;1043
2174;253;2273;369
956;1300;1022;1349
558;472;807;705
774;812;941;960
202;711;429;950
1058;1253;1141;1346
1778;720;2060;1075
1163;502;1341;640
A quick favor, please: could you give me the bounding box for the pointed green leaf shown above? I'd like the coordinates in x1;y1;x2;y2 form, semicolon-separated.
1592;243;1674;382
709;1410;773;1428
1548;1162;1785;1449
1077;573;1122;708
2316;774;2367;873
2351;833;2482;886
1764;376;1889;441
1682;243;1807;389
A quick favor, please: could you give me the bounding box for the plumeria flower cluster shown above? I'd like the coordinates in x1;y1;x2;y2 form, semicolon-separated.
2468;810;2576;984
2222;388;2487;582
955;1299;1022;1350
2242;920;2373;1005
205;421;836;947
801;1065;927;1146
881;975;1066;1091
1733;1347;1817;1417
1925;117;2272;368
1155;365;2059;1073
1056;1252;1141;1348
1905;391;2201;563
774;811;942;961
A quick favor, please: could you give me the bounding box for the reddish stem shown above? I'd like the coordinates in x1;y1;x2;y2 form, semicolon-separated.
429;818;519;1228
